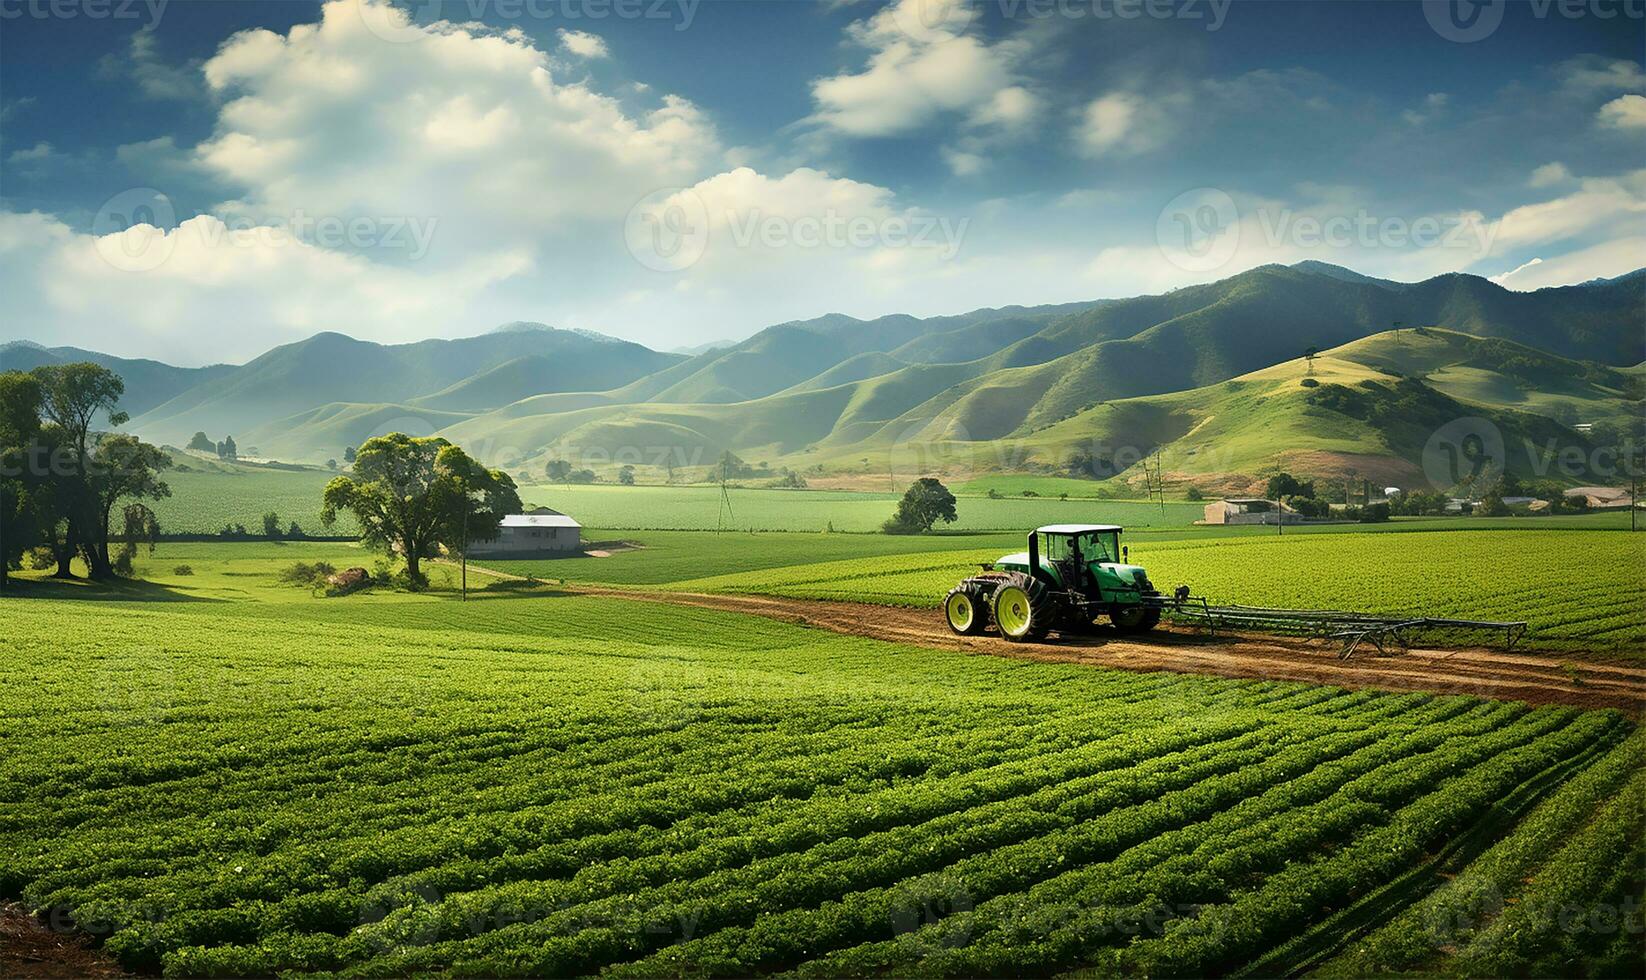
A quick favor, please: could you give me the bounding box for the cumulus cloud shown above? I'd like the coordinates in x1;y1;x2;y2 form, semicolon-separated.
1528;162;1573;188
1401;92;1449;127
1488;170;1646;250
807;0;1038;172
1490;238;1646;291
6;141;55;164
8;0;973;358
0;210;525;364
99;30;206;101
558;29;608;59
1598;94;1646;130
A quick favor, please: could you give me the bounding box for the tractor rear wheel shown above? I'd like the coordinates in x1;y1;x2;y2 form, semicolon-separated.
943;585;989;635
991;572;1054;642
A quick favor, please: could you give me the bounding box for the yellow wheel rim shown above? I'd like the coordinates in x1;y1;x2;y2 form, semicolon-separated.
945;592;974;632
996;586;1031;636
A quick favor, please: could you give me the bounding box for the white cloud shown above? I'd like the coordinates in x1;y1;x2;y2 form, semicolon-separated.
1528;162;1572;188
110;30;206;101
942;147;984;176
808;0;1036;147
6;0;972;358
1489;257;1543;285
0;210;524;364
193;0;721;255
558;29;608;59
1598;94;1646;130
7;141;55;164
1401;92;1448;126
1488;170;1646;250
1077;93;1146;157
1490;238;1646;291
1555;55;1645;94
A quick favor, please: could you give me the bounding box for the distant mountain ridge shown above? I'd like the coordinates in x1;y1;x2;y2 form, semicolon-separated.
4;262;1641;485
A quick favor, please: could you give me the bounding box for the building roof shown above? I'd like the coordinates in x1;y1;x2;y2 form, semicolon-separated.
1036;524;1123;534
500;514;581;528
1566;486;1630;499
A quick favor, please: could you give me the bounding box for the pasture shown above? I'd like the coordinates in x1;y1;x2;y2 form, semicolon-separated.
1;548;1640;977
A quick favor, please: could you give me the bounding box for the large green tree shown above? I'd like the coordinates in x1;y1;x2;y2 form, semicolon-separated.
30;363;128;576
0;372;45;589
86;434;172;575
883;478;958;534
321;434;521;585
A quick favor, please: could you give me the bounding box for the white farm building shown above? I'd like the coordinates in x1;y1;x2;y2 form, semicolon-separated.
470;514;582;557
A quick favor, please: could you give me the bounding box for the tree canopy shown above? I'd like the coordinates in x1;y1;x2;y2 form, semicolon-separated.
0;364;168;583
322;434;521;585
883;478;958;534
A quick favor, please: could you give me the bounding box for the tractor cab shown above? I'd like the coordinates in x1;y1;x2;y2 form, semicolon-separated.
991;525;1154;604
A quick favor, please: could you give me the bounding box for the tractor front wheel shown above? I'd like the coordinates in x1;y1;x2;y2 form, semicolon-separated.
943;585;989;636
992;573;1053;642
1110;603;1162;634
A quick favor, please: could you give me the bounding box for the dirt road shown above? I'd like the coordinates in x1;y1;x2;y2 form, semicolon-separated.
575;587;1646;714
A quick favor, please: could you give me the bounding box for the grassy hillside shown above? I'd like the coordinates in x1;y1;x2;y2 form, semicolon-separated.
125;327;678;449
646;303;1092;404
431;325;1631;493
0;341;235;419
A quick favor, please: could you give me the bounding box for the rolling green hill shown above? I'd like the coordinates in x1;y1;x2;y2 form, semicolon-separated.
9;264;1639;488
122;326;678;447
0;341;235;419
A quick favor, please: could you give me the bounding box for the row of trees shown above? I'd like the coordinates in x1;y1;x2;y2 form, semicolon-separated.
1;364;172;586
187;431;238;460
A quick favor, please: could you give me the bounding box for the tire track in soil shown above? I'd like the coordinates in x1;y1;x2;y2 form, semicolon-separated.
571;587;1646;714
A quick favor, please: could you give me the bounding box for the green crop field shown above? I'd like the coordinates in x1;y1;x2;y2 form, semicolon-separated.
1;547;1640;977
483;529;1024;585
516;483;1205;532
146;465;359;536
669;529;1646;654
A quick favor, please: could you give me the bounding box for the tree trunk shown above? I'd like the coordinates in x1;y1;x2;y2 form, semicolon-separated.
53;524;75;578
78;506;114;580
404;547;421;585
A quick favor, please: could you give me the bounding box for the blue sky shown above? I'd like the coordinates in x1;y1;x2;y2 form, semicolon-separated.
2;0;1642;364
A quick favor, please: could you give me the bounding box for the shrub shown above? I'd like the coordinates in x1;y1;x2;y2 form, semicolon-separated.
1300;377;1320;388
1184;486;1205;501
173;565;194;576
279;561;337;585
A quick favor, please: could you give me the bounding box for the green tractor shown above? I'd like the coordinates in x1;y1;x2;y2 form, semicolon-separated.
944;524;1163;642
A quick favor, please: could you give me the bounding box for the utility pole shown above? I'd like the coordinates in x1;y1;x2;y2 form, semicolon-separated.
461;493;470;601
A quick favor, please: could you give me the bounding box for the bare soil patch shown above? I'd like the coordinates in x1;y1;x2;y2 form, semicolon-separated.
0;903;125;978
576;587;1646;714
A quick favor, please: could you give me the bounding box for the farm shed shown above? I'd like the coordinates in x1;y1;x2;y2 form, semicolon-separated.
469;514;582;557
1201;498;1305;526
1564;486;1635;509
